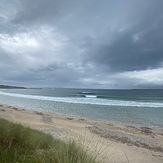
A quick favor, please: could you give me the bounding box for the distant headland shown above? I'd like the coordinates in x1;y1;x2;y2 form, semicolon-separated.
0;85;26;89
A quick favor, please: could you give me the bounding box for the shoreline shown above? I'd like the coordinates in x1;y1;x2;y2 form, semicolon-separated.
0;104;163;163
0;101;162;130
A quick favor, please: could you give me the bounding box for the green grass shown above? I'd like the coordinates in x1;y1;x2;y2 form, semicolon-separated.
0;119;98;163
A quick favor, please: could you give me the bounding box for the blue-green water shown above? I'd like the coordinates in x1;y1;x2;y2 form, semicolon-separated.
0;88;163;128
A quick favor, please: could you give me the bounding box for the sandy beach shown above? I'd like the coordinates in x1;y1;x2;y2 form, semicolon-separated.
0;104;163;163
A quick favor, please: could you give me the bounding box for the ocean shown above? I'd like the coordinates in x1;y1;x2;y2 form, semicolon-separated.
0;88;163;128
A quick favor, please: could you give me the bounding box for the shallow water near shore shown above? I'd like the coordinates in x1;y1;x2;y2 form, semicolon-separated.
0;88;163;128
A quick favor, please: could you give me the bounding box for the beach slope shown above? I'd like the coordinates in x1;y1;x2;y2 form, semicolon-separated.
0;104;163;163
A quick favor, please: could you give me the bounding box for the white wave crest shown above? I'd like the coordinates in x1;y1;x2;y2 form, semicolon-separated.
85;95;97;98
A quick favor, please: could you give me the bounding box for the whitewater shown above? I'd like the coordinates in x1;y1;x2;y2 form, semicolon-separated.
0;91;163;108
0;88;163;128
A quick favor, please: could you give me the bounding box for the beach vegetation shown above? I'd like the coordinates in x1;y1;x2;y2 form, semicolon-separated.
0;118;98;163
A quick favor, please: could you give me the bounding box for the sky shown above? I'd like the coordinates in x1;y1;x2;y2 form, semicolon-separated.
0;0;163;89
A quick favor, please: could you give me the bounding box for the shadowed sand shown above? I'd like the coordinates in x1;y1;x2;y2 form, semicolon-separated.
0;104;163;163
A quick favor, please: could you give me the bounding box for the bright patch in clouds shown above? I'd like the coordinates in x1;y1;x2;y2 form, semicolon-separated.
118;68;163;85
0;33;39;53
0;25;65;54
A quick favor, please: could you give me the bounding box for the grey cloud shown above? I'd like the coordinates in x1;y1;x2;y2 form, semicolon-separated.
88;27;163;71
85;1;163;72
0;0;163;88
12;0;61;24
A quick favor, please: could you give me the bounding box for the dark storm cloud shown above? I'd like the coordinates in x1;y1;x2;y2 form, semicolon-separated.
12;0;62;24
85;0;163;71
0;0;163;88
89;25;163;71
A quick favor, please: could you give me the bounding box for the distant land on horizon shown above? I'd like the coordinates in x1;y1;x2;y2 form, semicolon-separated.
0;85;26;89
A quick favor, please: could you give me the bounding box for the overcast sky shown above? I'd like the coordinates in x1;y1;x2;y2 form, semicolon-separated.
0;0;163;89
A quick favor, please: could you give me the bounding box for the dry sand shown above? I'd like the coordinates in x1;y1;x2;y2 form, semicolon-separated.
0;104;163;163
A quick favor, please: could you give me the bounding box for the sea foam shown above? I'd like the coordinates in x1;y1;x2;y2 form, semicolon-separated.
0;91;163;108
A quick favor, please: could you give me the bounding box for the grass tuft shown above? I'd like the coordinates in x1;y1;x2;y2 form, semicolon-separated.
0;119;98;163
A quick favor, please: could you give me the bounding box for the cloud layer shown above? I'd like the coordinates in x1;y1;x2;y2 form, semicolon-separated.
0;0;163;88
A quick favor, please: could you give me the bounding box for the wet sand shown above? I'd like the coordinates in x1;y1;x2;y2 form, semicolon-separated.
0;104;163;163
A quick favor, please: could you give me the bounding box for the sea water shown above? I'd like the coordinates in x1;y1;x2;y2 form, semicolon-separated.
0;88;163;128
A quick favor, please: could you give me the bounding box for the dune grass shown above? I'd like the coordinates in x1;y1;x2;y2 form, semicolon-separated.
0;119;98;163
